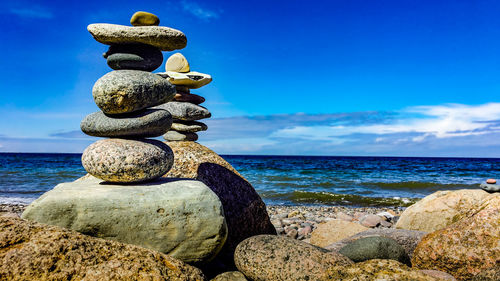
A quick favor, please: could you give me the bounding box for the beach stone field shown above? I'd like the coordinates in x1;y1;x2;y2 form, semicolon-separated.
1;10;499;281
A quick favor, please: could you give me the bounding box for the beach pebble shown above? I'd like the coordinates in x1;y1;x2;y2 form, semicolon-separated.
88;24;186;51
310;219;368;247
379;220;392;228
155;101;211;121
103;44;163;71
286;228;298;239
359;214;383;227
93;70;175;114
336;212;354;222
171;120;207;133
158;71;212;89
486;178;496;184
339;236;410;264
166;53;190;72
81;139;173;183
174;92;205;104
210;271;248;281
376;211;395;220
480;183;500;192
418;270;457;280
80;109;172;138
130;11;160;26
163;130;198;141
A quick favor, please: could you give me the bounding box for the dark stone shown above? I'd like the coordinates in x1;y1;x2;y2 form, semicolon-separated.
104;44;163;71
174;92;205;105
339;236;410;265
155;101;211;121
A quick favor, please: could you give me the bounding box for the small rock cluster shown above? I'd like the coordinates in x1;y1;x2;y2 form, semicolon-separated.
156;53;212;142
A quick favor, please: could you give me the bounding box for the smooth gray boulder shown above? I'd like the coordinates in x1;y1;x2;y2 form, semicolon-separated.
155;101;211;121
21;176;228;263
338;236;410;265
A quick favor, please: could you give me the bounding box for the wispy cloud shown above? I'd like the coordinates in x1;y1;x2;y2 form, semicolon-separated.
9;5;53;19
49;130;89;139
181;1;220;21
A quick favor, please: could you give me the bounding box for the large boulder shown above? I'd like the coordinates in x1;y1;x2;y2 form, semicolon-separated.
234;235;353;281
412;197;500;281
0;217;205;280
395;189;498;232
310;219;368;247
163;141;276;270
338;236;410;265
21;176;227;263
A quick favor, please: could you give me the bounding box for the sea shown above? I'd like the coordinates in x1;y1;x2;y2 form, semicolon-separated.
0;153;498;207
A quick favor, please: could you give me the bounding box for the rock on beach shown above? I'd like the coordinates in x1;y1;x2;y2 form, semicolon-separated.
310;219;368;247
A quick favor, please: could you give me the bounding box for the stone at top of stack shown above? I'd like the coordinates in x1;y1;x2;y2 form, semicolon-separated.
155;53;212;142
81;11;187;183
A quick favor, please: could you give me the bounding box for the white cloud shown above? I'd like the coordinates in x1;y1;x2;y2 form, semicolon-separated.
9;6;53;19
181;1;220;21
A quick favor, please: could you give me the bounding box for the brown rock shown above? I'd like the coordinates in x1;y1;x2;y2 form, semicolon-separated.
211;271;248;281
359;214;383;227
336;212;354;222
130;11;160;26
418;270;457;280
310;219;368;247
0;217;205;281
486;178;496;184
235;235;353;281
174;92;205;104
470;266;500;281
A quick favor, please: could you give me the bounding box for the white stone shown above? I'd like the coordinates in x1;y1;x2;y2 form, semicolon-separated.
157;71;212;89
166;53;190;72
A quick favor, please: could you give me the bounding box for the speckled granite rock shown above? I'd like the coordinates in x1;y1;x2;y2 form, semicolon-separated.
171;120;207;133
338;236;410;264
82;139;173;183
470;266;500;281
326;228;427;259
130;11;160;26
395;189;498;232
88;23;186;51
103;43;163;71
235;235;352;281
210;271;247;281
155;101;211;121
93;70;175;114
310;219;368;247
0;217;205;281
81;109;172;138
412;198;500;281
418;270;457;281
163;141;276;273
164;130;198;141
158;71;212;89
174;92;205;104
323;259;440;281
21;176;227;263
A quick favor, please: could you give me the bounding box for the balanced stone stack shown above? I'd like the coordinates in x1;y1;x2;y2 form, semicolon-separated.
156;53;212;141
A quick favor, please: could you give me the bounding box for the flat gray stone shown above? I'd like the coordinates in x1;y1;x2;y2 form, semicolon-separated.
81;109;172;138
480;183;500;192
155;101;211;121
164;130;198;141
82;139;173;183
338;236;410;265
88;24;187;51
104;44;163;71
171;120;207;133
21;176;228;263
93;70;175;114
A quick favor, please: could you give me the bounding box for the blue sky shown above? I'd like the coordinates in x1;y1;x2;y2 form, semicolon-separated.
1;0;500;156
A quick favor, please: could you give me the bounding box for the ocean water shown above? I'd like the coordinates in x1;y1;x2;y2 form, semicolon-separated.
0;153;498;207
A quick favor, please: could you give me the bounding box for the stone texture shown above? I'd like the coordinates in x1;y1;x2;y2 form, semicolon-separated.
418;270;457;281
395;189;498;232
88;23;187;51
104;43;163;71
171;120;207;133
323;259;440;281
234;235;353;281
210;271;247;281
82;139;174;183
21;176;227;263
155;101;211;121
81;108;172;138
480;183;500;192
158;71;212;89
359;214;383;227
0;217;205;280
93;70;176;115
174;92;205;105
326;228;427;260
166;53;190;72
470;266;500;281
163;141;276;273
338;236;410;264
130;11;160;26
164;130;198;141
412;198;500;281
310;219;368;247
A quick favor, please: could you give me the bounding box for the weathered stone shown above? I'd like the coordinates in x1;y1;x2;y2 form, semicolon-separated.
21;176;227;263
310;219;368;247
210;271;247;281
171;120;207;133
235;235;352;281
338;236;410;264
93;70;175;114
418;270;457;281
164;130;198;141
81;108;172;138
470;266;500;281
359;214;383;227
82;139;173;183
166;53;190;72
0;217;205;280
395;189;498;232
130;11;160;26
103;43;163;71
158;71;212;89
163;141;276;273
326;228;427;259
412;198;500;281
155;101;211;121
174;92;205;104
88;23;186;51
480;183;500;192
323;259;440;281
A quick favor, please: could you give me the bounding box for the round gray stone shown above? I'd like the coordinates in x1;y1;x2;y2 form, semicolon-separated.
163;130;198;141
339;236;410;265
154;101;211;121
81;139;173;183
104;44;163;71
480;183;500;192
93;70;175;114
171;120;207;133
80;109;172;138
87;23;187;51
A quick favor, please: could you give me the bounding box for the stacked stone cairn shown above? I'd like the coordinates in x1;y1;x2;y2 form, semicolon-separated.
156;53;212;142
